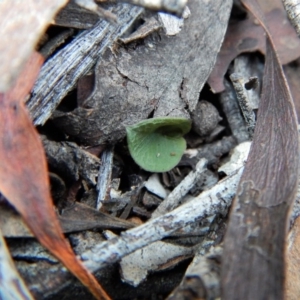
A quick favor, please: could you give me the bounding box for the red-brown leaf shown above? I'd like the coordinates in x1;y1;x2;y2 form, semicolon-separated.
0;52;110;300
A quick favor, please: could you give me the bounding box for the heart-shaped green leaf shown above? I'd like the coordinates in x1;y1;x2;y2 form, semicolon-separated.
126;117;191;172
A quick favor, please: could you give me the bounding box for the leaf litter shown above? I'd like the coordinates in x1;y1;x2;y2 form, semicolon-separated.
1;0;300;299
0;52;110;299
208;0;300;93
222;0;299;299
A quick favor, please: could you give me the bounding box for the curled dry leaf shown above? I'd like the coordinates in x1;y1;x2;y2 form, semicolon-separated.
222;0;299;299
0;52;110;300
208;0;300;93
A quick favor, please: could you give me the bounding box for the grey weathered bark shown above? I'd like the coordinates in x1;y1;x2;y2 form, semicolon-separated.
27;3;144;125
282;0;300;36
50;0;233;146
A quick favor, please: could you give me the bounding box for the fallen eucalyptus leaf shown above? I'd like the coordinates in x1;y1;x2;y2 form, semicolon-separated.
221;0;300;299
0;52;110;300
126;117;191;172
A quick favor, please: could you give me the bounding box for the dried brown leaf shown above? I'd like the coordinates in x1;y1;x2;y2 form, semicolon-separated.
208;0;300;93
0;0;68;92
0;202;134;238
0;52;110;300
221;0;299;299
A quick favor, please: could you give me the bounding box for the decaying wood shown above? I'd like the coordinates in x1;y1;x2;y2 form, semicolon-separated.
55;0;101;29
145;173;169;198
81;167;243;273
40;28;75;58
27;3;144;126
119;16;161;43
8;135;300;299
221;1;300;298
232;54;262;110
7;238;59;265
0;51;111;299
230;73;257;137
3;1;300;298
97;146;114;209
49;0;233;145
120;241;196;287
219;79;250;143
10;163;300;297
42;136;100;186
169;216;227;299
12;167;241;298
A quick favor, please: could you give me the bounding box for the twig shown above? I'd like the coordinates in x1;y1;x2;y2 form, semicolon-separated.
97;146;114;210
230;73;256;138
104;229;198;286
219;79;250;143
81;167;243;273
232;54;261;110
180;136;237;168
151;158;208;219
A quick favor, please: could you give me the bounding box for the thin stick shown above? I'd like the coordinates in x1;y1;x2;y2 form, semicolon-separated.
230;73;256;138
82;167;243;273
151;158;207;219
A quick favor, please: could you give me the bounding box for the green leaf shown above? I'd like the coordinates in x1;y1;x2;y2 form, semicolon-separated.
126;117;191;172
